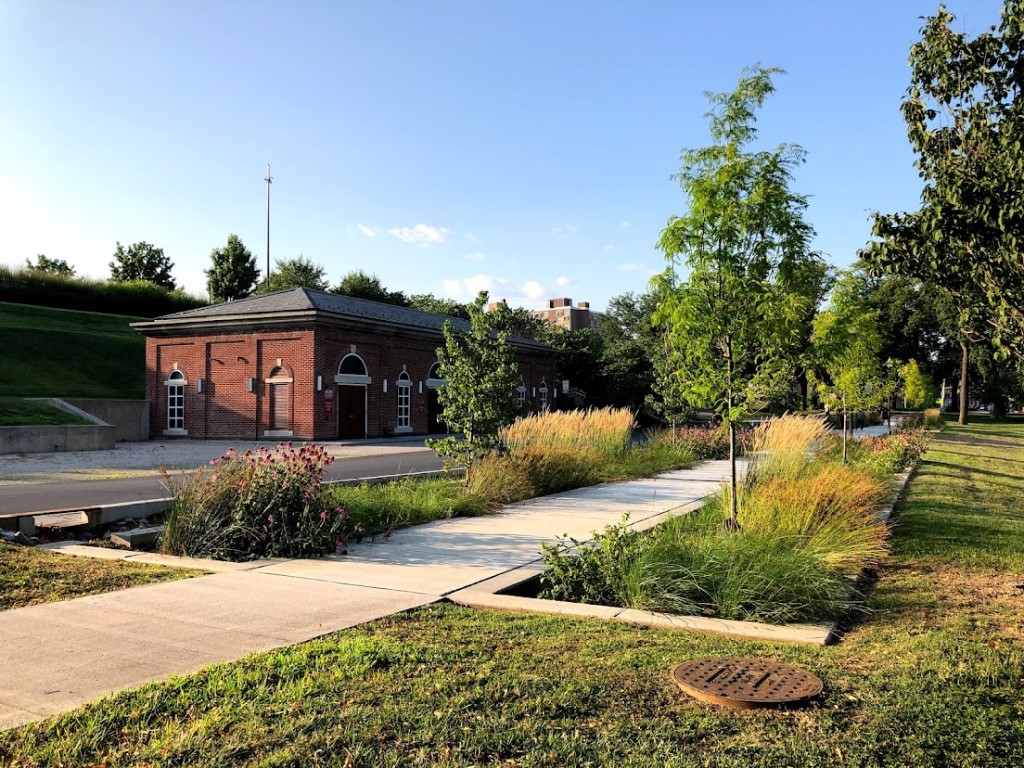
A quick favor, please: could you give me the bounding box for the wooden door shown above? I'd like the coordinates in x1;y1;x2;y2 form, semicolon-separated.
269;382;290;430
337;385;366;439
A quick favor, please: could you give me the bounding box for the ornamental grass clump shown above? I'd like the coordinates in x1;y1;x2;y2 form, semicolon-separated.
749;413;831;482
500;407;634;458
161;443;348;561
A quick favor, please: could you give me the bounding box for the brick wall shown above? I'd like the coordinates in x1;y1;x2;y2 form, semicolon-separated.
145;324;558;441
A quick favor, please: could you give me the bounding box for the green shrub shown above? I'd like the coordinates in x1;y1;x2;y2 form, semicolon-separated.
540;516;646;606
328;478;491;539
647;423;751;461
0;265;206;317
161;444;346;561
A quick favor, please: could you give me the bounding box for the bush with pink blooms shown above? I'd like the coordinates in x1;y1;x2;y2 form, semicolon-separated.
160;443;349;561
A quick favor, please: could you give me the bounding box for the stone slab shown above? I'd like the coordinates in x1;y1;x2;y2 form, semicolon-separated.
109;526;163;549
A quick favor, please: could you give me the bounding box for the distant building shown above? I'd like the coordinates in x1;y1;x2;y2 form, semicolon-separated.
532;297;601;331
133;288;557;441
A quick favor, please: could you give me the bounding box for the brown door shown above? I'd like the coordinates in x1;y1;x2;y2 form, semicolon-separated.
337;385;366;439
427;387;446;434
269;382;290;430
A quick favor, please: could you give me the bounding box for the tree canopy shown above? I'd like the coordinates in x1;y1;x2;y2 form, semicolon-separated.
25;254;75;277
109;241;176;290
862;1;1024;362
205;234;260;302
334;270;410;306
256;256;330;293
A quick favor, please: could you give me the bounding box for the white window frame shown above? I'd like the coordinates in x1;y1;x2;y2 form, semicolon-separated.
336;353;372;386
517;381;527;412
164;369;187;436
396;372;412;433
539;379;549;412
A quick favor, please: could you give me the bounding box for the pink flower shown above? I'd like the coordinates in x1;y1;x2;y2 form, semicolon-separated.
320;510;330;520
267;514;275;523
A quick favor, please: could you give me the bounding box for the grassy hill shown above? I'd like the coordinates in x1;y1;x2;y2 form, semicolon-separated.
0;301;145;399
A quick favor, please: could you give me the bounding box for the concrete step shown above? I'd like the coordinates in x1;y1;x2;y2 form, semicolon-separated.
109;526;164;550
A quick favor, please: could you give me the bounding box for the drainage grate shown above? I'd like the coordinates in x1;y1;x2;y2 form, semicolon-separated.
670;657;822;710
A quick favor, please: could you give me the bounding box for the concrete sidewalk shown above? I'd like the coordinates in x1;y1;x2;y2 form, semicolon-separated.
0;459;733;730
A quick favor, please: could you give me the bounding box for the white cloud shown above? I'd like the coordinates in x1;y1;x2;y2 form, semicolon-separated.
618;262;640;272
463;252;486;261
621;221;631;228
555;276;572;287
602;244;616;252
357;224;378;238
465;232;480;243
441;274;549;308
388;224;453;246
551;223;577;237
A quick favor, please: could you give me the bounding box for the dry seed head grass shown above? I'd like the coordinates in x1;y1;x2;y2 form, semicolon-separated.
750;413;832;480
501;407;634;457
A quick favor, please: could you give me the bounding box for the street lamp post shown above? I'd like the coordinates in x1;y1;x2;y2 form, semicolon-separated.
265;164;273;284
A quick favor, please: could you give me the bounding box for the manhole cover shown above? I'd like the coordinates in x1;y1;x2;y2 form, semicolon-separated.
670;657;822;710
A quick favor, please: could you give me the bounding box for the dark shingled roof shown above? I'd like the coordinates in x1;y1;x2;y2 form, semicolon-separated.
147;288;550;351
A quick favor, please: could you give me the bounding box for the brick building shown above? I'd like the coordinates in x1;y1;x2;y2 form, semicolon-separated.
132;288;558;440
532;297;601;331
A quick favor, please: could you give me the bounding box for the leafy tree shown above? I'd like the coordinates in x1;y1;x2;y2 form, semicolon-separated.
109;241;175;290
900;359;937;410
486;303;549;341
863;2;1024;420
653;66;815;528
205;234;260;302
408;293;470;320
426;292;520;468
255;256;329;293
812;272;897;463
334;270;410;306
545;327;605;406
599;291;659;412
779;256;834;410
25;254;75;277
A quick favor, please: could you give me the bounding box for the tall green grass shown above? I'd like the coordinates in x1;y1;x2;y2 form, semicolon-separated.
327;478;492;537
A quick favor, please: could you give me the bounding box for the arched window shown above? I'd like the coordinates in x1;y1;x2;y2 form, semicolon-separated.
268;366;292;433
396;371;412;431
339;354;367;376
426;361;447;387
539;378;549;411
516;379;527;412
164;369;187;434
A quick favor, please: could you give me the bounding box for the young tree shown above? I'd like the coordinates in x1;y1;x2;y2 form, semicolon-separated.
426;292;521;468
333;270;410;306
205;234;260;302
25;254;75;277
109;241;175;290
900;359;937;410
255;256;329;293
812;272;895;463
653;66;815;529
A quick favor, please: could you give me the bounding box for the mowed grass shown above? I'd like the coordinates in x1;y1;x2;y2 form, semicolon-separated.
1;421;1022;766
0;397;93;427
0;544;198;611
0;301;145;399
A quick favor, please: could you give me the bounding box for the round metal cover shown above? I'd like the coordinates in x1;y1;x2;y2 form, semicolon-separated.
670;657;822;710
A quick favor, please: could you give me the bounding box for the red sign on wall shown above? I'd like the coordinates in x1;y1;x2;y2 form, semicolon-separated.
325;401;334;414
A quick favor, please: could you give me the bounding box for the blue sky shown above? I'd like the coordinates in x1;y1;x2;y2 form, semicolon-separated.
0;1;1005;310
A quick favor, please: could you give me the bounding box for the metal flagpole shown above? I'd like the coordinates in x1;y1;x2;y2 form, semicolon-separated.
265;164;273;283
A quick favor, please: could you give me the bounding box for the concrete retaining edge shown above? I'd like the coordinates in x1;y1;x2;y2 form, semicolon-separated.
449;463;919;647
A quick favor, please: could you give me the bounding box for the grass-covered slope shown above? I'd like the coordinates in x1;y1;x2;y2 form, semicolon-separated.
1;420;1022;767
0;301;145;399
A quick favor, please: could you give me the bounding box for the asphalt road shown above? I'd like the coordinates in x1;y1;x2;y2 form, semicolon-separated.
1;449;446;515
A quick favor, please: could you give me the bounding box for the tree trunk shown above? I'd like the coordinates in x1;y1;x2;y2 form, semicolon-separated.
728;419;738;529
959;340;969;425
842;394;848;465
799;369;809;411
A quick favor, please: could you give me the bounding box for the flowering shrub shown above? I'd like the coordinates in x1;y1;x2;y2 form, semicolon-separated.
860;428;930;476
161;443;349;561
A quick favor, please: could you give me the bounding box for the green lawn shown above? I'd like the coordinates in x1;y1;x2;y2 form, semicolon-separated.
0;301;145;399
1;421;1022;767
0;397;93;427
0;543;198;612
